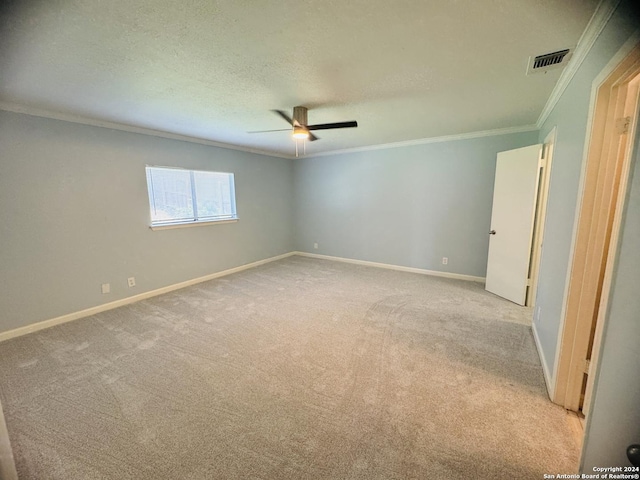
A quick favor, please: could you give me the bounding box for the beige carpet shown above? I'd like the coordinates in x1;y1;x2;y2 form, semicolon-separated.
0;256;578;479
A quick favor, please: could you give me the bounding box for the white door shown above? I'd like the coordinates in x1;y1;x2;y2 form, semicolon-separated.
485;144;543;305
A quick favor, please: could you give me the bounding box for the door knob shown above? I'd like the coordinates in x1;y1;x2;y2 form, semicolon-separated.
628;444;640;467
489;230;496;235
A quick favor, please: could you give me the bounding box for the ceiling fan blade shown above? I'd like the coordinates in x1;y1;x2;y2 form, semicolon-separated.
308;132;319;141
273;109;295;126
306;121;358;131
247;128;292;134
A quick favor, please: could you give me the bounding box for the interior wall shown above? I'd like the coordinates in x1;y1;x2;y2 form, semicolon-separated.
0;110;294;334
533;1;639;382
293;131;539;278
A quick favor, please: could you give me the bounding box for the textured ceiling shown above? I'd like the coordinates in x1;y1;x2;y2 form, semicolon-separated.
0;0;599;157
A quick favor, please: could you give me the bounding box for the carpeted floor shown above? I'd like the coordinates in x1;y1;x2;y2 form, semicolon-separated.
0;256;578;479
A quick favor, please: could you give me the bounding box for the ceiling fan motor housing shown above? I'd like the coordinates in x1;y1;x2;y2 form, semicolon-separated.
293;106;308;126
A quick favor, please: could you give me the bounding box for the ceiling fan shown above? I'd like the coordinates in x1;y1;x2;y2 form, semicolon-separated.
248;106;358;143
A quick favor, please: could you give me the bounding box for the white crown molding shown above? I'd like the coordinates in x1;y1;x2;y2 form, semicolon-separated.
536;0;621;128
2;101;539;159
3;2;621;160
303;124;539;159
0;101;295;160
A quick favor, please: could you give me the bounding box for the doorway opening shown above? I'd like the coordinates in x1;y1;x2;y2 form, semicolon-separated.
484;139;553;308
553;41;640;418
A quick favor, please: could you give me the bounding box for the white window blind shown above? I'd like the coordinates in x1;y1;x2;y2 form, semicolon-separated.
146;166;237;226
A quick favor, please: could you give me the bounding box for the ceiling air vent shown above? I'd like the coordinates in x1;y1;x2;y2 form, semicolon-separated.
527;48;573;75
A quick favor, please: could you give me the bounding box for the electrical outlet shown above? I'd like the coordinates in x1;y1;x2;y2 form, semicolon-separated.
313;242;318;249
442;257;448;265
101;283;110;294
127;277;136;287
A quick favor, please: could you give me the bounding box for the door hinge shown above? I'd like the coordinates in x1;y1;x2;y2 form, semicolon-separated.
583;359;591;375
539;145;548;167
616;116;631;135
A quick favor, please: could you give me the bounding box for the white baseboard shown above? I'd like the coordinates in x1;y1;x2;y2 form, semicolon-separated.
0;252;296;343
532;321;554;400
293;251;486;283
0;251;485;343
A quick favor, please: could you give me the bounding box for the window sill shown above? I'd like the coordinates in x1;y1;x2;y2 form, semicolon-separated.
149;218;238;231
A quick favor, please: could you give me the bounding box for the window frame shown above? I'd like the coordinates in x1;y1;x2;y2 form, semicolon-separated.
145;165;238;230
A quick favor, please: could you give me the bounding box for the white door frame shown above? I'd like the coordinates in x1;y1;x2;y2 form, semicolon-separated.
552;39;640;412
0;399;18;480
527;127;555;307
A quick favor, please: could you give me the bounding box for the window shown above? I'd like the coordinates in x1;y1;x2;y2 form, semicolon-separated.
145;166;237;227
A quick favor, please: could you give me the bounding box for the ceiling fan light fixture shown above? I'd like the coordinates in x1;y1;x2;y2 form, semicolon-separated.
292;126;309;139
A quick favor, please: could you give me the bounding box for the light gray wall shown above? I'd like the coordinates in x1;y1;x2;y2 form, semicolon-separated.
293;132;539;278
580;99;640;471
533;1;639;379
0;111;294;333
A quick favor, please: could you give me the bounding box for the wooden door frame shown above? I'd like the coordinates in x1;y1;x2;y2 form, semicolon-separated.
0;399;18;480
582;78;640;419
527;127;555;307
553;40;640;411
